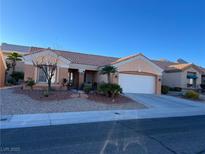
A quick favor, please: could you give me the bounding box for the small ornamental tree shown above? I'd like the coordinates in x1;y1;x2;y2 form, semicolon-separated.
100;65;117;84
6;52;22;73
32;53;59;91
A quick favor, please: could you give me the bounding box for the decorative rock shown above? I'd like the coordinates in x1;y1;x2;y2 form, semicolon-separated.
80;93;88;98
70;93;80;98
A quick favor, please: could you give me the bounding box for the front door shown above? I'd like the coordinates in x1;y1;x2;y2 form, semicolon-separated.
68;69;79;89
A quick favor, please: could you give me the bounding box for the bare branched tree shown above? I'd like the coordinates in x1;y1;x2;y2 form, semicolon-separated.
32;53;59;91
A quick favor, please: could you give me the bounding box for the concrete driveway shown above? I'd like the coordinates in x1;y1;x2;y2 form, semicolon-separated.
126;93;205;109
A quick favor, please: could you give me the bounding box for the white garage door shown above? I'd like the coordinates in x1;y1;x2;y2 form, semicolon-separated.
119;73;156;94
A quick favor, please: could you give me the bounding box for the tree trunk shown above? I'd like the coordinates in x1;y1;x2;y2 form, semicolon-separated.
107;73;111;84
12;61;16;73
12;65;15;73
48;79;51;91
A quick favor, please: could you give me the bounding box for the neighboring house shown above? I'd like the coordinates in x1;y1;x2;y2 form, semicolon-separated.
0;43;30;73
0;51;7;87
24;48;163;94
152;59;205;89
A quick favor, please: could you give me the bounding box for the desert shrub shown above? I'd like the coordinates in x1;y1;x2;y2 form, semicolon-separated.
98;83;122;98
161;85;169;94
83;83;92;94
184;90;199;100
7;78;17;85
10;71;24;83
25;78;35;90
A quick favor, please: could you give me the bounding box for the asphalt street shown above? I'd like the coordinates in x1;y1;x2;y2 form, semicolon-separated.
1;115;205;154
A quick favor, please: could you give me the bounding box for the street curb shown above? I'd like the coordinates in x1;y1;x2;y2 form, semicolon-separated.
1;108;205;129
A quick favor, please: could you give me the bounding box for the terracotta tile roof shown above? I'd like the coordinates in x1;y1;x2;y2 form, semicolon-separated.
1;43;30;53
167;63;192;71
30;47;119;66
152;60;205;73
111;53;144;64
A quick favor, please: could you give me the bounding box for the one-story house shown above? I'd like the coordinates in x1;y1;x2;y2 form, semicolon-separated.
23;47;163;94
1;43;205;93
152;59;205;89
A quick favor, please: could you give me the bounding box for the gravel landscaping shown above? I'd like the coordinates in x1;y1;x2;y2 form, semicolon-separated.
0;88;146;115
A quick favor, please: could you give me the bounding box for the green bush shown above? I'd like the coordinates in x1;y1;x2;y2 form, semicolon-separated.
184;90;199;99
10;71;24;83
98;83;122;98
83;83;92;94
161;85;169;94
7;78;17;85
25;78;35;90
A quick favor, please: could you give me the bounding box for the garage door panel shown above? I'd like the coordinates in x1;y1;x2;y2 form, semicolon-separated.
119;73;155;94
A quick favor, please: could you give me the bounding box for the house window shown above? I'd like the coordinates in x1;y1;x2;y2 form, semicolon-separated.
38;66;56;83
38;67;47;82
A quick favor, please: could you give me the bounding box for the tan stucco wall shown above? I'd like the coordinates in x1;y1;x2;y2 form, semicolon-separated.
162;67;202;89
117;58;161;75
58;68;68;84
0;52;6;87
162;72;183;87
156;75;162;95
24;64;36;81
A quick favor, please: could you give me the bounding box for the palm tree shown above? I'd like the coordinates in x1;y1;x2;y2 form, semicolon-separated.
100;65;117;84
7;52;22;73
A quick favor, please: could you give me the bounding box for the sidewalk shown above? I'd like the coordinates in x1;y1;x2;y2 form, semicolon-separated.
1;107;205;129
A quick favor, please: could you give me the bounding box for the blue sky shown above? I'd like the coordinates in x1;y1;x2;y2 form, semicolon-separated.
1;0;205;66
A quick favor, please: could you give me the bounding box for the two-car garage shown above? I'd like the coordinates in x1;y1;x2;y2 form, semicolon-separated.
112;54;163;94
119;73;156;94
